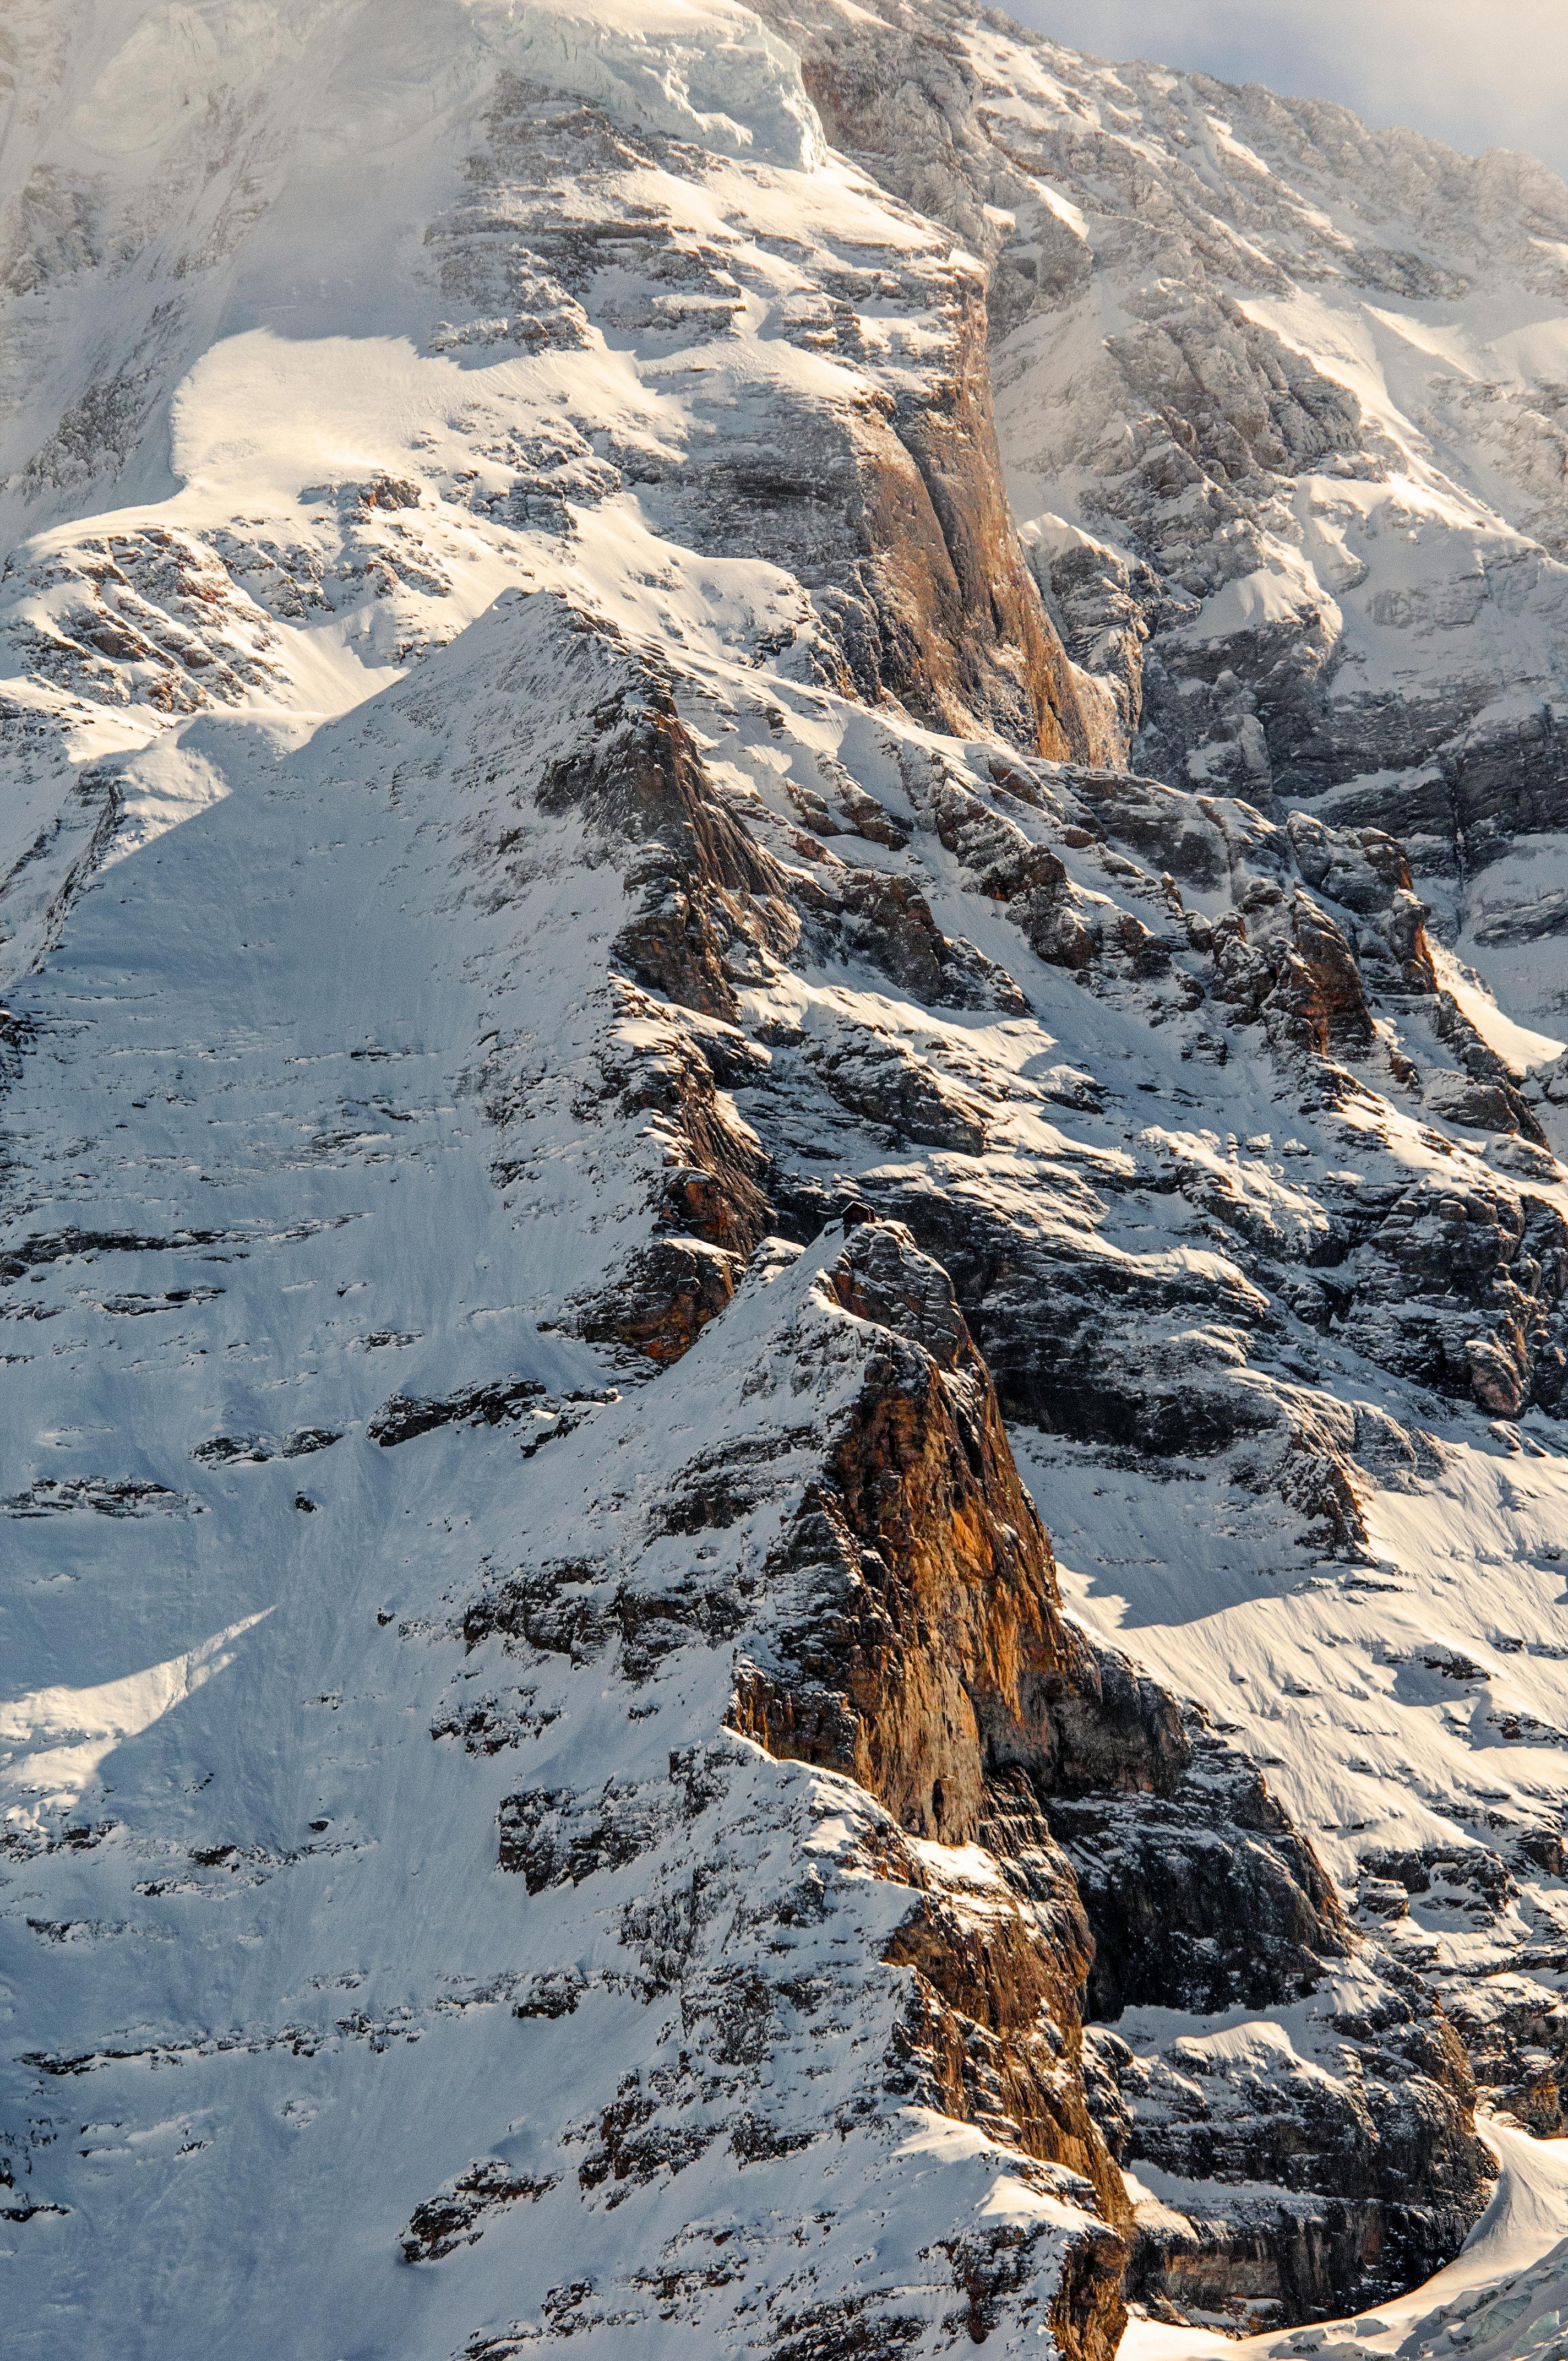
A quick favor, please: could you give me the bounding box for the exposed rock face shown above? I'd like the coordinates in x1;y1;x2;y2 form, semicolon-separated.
457;70;1097;764
1048;1700;1347;2022
756;0;1568;1026
732;1218;1082;1840
728;1223;1494;2326
7;7;1568;2358
1090;1944;1491;2324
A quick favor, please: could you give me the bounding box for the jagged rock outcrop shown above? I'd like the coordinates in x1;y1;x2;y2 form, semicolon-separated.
755;0;1568;1027
6;8;1568;2358
1089;1943;1492;2324
732;1217;1084;1838
452;69;1099;764
728;1226;1495;2324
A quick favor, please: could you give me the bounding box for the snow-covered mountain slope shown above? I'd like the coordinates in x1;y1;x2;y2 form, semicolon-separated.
0;0;1112;982
7;4;1568;2358
756;0;1568;1026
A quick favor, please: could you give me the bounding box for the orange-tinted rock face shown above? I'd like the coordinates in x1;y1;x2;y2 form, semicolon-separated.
752;1;1099;759
535;627;797;1026
579;1234;741;1365
731;1221;1073;1842
843;282;1096;759
717;1231;1134;2342
723;1222;1132;2361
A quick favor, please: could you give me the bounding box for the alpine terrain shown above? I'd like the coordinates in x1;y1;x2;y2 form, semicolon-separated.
9;5;1568;2358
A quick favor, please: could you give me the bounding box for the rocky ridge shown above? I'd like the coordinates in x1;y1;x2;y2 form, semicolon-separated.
4;5;1568;2358
753;0;1568;1030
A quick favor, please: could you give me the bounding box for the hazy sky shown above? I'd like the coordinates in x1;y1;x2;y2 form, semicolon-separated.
1008;1;1568;181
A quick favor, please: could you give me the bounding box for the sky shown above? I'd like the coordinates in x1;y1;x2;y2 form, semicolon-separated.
1008;0;1568;182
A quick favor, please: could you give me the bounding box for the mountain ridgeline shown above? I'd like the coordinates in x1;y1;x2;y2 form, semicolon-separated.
6;4;1568;2357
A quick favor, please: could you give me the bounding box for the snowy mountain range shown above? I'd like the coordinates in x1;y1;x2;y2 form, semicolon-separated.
9;4;1568;2358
